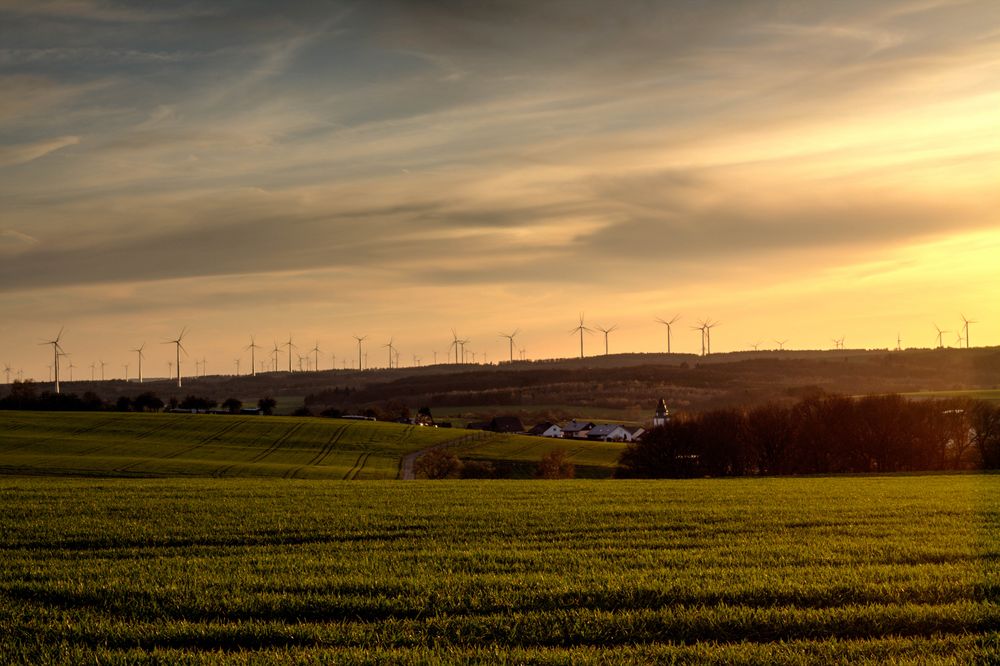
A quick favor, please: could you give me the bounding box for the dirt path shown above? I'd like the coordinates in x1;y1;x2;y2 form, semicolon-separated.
399;431;493;480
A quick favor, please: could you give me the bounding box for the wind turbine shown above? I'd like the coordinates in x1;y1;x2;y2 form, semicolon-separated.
67;361;75;382
655;315;680;353
3;363;11;384
39;327;64;394
450;329;460;364
282;335;296;372
751;342;761;352
933;324;947;349
775;339;788;351
163;328;187;387
131;343;146;384
90;362;96;381
383;338;396;369
459;338;470;363
99;360;108;382
896;333;902;351
595;324;618;355
569;313;593;359
353;335;367;370
271;341;280;373
960;314;976;349
123;363;129;381
234;358;241;376
692;322;707;356
703;320;720;355
500;329;519;362
246;336;261;377
310;341;322;371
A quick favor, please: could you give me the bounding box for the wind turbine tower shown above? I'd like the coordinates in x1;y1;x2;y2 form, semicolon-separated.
39;328;64;394
163;328;187;387
595;324;618;355
933;324;947;349
450;330;460;364
271;342;280;373
282;335;296;372
500;329;519;362
131;343;146;384
383;338;396;369
569;314;593;359
655;315;680;353
703;320;720;355
692;322;707;356
246;336;261;377
961;315;976;349
353;335;367;371
311;341;322;371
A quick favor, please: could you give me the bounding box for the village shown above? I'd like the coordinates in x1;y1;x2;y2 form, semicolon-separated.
460;399;670;442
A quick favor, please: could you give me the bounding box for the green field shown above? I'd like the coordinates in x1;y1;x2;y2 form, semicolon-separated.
0;411;622;479
0;475;997;663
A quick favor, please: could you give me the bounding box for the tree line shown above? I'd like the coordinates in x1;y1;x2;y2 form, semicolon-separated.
617;394;1000;477
0;380;277;415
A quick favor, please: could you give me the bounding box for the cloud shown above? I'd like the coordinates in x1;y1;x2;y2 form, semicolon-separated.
0;135;78;167
0;229;39;257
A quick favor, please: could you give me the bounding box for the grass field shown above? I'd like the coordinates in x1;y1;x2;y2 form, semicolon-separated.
433;404;643;427
901;389;1000;403
0;475;997;663
0;411;622;479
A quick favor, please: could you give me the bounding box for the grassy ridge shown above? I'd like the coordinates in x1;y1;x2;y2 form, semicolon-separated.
0;475;997;663
0;411;622;479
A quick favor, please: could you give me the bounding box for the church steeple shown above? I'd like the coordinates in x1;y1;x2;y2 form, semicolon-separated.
653;398;669;427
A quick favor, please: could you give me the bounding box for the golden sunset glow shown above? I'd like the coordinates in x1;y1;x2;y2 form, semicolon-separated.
1;1;998;376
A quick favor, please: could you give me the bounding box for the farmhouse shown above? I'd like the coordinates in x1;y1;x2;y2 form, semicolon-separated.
586;424;634;442
528;422;563;438
561;420;595;439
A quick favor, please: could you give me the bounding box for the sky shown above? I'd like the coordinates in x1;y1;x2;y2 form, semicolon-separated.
2;0;999;380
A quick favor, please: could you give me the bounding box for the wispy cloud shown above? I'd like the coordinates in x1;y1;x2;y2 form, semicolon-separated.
2;0;1000;369
0;135;78;167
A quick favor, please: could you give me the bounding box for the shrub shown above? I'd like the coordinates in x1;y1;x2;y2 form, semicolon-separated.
536;448;575;479
414;449;462;479
222;398;242;414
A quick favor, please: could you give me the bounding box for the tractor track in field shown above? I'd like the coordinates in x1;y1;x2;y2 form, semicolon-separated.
132;419;179;441
160;419;246;460
72;418;175;458
114;419;247;474
283;424;349;479
249;423;304;463
71;417;122;436
211;464;235;478
343;451;371;480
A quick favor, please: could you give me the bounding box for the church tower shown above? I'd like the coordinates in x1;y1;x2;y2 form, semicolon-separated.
653;398;669;427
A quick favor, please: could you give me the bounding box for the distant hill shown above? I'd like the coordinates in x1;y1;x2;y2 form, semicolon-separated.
6;347;999;424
